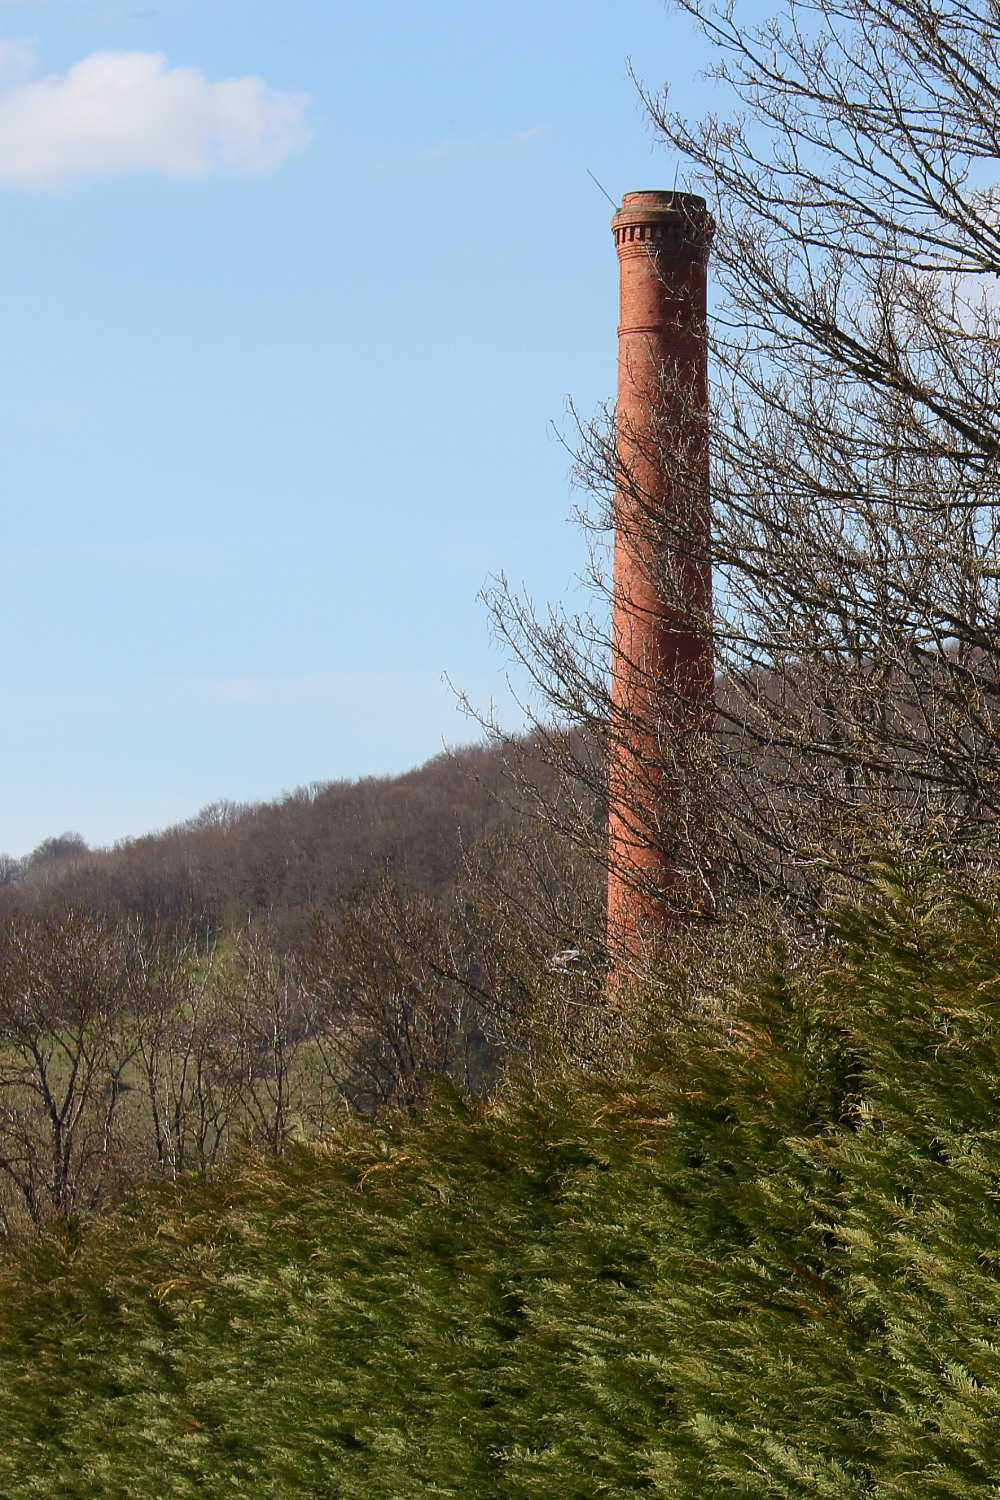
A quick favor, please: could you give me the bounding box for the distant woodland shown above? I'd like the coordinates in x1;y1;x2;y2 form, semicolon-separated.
0;738;561;941
0;737;602;1233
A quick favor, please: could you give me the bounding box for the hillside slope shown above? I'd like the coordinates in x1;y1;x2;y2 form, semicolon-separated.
1;738;558;938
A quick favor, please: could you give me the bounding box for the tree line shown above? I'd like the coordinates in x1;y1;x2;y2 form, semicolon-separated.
0;738;569;941
0;812;603;1234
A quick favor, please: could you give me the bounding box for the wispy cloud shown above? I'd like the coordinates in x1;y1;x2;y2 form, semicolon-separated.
367;126;546;175
0;47;313;187
0;39;37;85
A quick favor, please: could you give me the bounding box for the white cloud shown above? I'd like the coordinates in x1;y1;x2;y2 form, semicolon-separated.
0;47;312;186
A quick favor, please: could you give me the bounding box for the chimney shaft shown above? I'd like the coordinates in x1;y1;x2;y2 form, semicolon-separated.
607;190;714;963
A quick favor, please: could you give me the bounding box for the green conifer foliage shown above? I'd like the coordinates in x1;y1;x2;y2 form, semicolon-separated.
3;870;1000;1496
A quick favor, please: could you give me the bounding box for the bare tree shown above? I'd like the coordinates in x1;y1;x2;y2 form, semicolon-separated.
455;823;612;1078
131;934;245;1180
297;881;483;1112
215;928;316;1153
489;0;1000;938
0;910;140;1226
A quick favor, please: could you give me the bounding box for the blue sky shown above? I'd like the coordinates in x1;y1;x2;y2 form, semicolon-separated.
0;0;715;854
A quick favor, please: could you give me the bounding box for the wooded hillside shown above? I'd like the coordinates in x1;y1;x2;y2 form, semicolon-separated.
0;738;560;940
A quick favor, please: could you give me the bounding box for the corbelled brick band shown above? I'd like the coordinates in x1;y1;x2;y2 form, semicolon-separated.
607;190;714;964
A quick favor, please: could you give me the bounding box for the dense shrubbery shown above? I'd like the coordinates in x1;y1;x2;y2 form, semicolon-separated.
1;867;999;1496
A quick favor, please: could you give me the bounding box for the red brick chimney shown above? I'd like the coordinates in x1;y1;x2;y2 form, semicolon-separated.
607;189;714;964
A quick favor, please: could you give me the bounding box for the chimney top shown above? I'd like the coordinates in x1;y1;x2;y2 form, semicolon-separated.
612;190;713;246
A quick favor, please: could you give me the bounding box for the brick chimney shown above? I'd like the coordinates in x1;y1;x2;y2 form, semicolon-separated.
607;189;714;963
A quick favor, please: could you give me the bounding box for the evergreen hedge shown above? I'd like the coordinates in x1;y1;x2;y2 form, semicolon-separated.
3;866;1000;1496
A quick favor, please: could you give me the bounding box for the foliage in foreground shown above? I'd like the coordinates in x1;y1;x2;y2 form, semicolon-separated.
3;869;1000;1497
